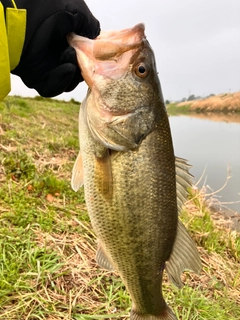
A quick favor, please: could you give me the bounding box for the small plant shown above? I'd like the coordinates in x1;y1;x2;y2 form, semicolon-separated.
3;150;37;181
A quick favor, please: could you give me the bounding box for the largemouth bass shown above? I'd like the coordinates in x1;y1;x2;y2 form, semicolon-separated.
68;24;201;320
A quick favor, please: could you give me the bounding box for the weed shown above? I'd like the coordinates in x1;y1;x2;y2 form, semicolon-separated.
3;150;37;181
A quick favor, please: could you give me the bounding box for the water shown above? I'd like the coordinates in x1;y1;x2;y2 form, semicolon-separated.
169;114;240;213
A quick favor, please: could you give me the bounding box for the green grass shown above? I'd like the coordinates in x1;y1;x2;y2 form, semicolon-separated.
0;96;239;319
166;102;191;116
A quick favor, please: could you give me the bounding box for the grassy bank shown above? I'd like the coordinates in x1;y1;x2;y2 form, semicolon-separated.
0;96;239;319
167;92;240;115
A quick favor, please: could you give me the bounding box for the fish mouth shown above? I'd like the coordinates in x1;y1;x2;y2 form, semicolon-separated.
67;24;146;89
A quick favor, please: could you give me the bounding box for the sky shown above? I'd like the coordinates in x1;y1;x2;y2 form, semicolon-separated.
10;0;240;102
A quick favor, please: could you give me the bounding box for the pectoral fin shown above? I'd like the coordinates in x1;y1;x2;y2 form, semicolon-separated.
165;219;202;288
71;151;84;192
94;149;113;199
96;242;115;271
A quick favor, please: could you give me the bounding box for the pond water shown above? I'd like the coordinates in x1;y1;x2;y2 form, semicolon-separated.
169;114;240;213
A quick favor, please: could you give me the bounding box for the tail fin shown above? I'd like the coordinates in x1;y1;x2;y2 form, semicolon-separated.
130;305;177;320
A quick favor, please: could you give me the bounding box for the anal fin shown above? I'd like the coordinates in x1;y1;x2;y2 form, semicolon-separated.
165;219;202;288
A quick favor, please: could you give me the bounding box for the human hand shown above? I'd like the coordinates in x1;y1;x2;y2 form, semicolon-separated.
10;0;100;97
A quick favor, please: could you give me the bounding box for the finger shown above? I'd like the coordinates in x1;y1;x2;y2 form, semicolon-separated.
34;63;77;97
61;46;79;65
65;68;83;92
66;2;101;39
60;47;84;91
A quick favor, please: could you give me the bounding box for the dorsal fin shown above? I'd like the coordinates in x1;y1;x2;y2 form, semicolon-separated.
165;157;202;288
175;157;193;212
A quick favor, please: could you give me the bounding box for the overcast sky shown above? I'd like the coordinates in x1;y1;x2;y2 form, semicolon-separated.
10;0;240;102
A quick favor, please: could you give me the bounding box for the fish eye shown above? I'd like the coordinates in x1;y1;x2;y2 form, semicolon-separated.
134;62;149;78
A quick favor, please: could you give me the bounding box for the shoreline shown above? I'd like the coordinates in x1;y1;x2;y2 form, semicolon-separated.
209;204;240;232
167;91;240;116
187;187;240;233
174;112;240;124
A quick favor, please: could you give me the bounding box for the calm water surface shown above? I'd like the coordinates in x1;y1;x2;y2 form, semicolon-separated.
169;115;240;212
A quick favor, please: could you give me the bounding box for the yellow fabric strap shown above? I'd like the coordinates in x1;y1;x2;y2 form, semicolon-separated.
0;3;10;100
0;2;26;101
6;6;26;70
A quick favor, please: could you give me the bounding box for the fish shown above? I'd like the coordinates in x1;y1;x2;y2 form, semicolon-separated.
67;23;202;320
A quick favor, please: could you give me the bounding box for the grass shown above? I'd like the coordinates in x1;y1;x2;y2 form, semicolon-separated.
166;103;191;115
0;96;239;319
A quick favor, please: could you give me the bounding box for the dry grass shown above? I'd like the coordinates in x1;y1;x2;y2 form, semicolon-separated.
183;196;240;303
177;92;240;113
3;202;238;320
33;220;130;319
